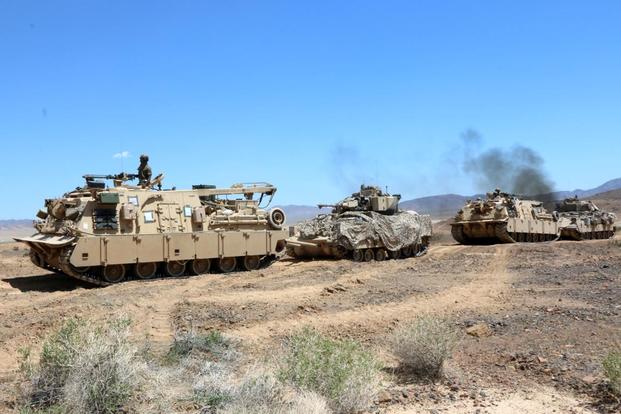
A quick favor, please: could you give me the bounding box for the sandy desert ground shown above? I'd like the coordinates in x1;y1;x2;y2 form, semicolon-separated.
0;222;619;413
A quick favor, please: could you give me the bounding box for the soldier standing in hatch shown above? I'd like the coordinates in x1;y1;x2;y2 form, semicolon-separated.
138;154;152;186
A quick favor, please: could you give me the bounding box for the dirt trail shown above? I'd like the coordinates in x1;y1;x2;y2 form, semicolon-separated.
230;245;513;340
1;236;619;413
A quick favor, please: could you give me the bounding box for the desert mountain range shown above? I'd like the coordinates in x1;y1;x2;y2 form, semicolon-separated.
279;178;621;223
1;179;620;241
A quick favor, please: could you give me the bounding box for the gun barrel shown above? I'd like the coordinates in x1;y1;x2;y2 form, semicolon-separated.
83;173;138;181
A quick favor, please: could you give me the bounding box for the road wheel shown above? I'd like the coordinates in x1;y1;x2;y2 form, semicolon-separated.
135;262;157;279
375;249;387;261
191;259;211;275
364;249;374;262
243;255;261;271
165;261;186;277
218;257;237;273
334;246;347;259
352;249;364;262
267;208;286;229
389;250;400;259
103;264;125;283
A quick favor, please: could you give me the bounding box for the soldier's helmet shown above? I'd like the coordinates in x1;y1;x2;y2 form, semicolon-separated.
140;154;149;162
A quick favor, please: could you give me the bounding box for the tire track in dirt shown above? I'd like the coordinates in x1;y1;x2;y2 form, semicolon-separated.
226;244;514;340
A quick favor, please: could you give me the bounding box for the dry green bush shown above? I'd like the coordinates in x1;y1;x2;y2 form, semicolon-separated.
390;315;458;379
278;327;380;414
19;318;85;408
19;317;151;414
220;371;330;414
191;361;235;411
167;330;235;364
603;348;621;395
192;363;330;414
18;320;332;413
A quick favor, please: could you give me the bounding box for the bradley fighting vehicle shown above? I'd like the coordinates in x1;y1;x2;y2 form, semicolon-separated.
15;172;288;286
286;185;432;261
556;197;616;240
451;189;559;244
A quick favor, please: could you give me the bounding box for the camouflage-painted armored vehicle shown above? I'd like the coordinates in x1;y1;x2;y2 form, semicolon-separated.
556;197;616;240
451;189;559;244
15;172;287;286
286;185;432;261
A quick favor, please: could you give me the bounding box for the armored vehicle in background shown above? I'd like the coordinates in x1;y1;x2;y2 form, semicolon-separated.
15;172;287;286
286;185;432;261
556;197;616;240
451;189;559;244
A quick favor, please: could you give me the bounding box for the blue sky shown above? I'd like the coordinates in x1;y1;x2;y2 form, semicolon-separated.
1;1;620;219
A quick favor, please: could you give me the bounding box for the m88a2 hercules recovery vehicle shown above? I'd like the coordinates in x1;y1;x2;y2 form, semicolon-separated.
451;189;559;244
556;197;616;240
15;172;287;286
286;185;433;261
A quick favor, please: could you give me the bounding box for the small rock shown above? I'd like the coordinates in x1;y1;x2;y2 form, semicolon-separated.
466;323;493;338
582;375;597;384
377;390;392;403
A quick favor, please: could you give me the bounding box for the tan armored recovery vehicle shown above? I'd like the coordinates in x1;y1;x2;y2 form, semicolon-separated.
451;189;559;244
286;185;432;261
15;172;287;286
556;197;616;240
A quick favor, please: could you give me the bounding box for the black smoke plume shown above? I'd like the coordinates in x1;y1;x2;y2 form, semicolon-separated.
461;129;554;196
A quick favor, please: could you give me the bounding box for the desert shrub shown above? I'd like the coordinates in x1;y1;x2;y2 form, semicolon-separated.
166;330;234;364
20;317;148;414
390;315;458;379
192;363;330;414
603;348;621;395
191;361;235;411
20;318;86;408
220;370;330;414
278;327;380;414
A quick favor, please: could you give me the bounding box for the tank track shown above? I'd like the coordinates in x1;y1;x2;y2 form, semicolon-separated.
451;225;470;244
46;246;278;287
494;223;516;243
563;229;616;241
452;223;559;245
59;247;110;286
348;239;429;262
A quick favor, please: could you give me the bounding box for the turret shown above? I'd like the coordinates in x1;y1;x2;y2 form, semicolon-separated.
319;185;400;215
